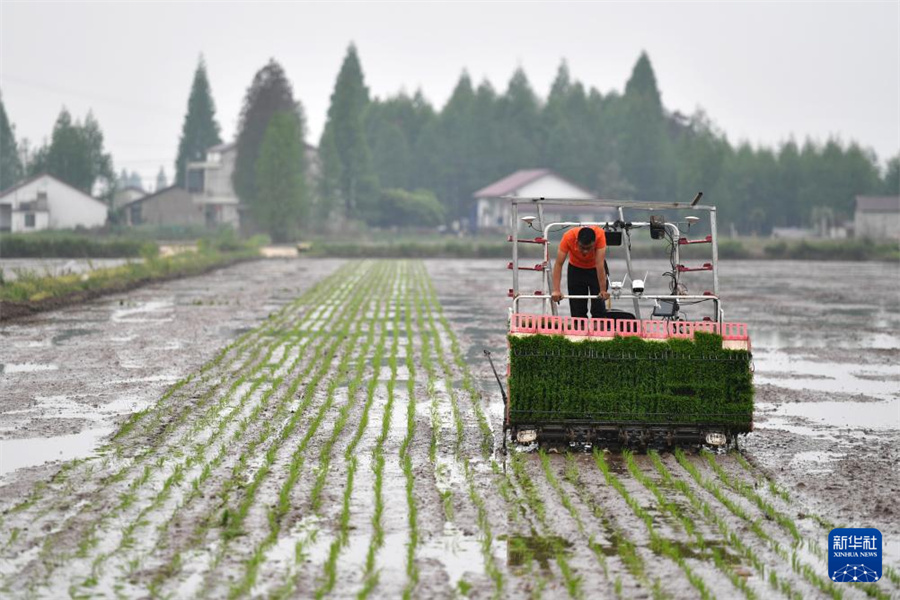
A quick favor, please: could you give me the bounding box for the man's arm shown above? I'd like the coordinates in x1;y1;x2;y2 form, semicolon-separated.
595;246;609;300
552;245;567;302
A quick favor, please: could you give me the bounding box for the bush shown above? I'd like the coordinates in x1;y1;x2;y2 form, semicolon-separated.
507;332;753;430
0;233;156;258
369;188;446;228
763;239;898;261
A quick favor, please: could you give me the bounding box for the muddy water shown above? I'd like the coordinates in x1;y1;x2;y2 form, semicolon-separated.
427;258;900;539
0;258;344;484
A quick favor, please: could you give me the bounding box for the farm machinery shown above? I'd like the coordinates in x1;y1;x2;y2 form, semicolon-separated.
489;196;753;450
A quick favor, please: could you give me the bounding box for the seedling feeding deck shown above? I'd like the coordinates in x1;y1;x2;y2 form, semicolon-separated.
503;196;753;449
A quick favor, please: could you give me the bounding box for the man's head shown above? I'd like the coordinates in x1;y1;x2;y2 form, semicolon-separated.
576;227;596;253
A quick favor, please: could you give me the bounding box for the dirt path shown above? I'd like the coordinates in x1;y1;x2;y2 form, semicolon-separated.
0;259;897;598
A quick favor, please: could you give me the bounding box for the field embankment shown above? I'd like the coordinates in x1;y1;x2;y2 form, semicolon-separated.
306;236;899;261
0;237;263;321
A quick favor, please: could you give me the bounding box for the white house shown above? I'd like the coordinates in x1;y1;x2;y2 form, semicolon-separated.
0;174;108;233
854;196;900;240
473;169;611;230
185;142;241;229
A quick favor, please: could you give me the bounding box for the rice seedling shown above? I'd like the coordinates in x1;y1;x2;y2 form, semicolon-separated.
357;287;401;598
538;452;611;582
649;451;799;599
14;272;347;582
674;450;844;600
138;267;380;596
701;451;800;543
510;450;581;599
594;450;713;600
242;268;395;599
624;451;755;599
400;277;421;600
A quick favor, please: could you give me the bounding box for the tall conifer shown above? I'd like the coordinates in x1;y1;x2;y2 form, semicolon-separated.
0;93;22;190
175;58;222;187
319;44;378;220
233;59;299;206
254;111;308;241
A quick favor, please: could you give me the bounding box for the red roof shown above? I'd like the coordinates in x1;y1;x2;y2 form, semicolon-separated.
856;196;899;212
473;169;552;198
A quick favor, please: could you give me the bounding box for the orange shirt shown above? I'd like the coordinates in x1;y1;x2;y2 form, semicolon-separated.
560;226;607;269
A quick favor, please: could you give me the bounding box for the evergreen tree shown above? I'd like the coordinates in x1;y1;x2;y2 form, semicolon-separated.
434;72;477;220
254;111;308;242
31;108;114;196
156;166;168;191
320;43;379;220
618;52;673;201
883;154;900;194
175;58;222;187
0;93;22;190
542;61;595;188
495;68;540;175
128;171;144;190
233;59;300;206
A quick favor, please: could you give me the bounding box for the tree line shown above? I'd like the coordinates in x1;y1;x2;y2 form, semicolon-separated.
1;47;897;241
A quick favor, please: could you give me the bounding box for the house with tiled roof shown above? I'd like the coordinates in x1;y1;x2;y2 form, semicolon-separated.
473;169;609;230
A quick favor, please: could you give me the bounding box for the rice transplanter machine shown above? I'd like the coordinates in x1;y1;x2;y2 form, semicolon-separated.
495;195;754;449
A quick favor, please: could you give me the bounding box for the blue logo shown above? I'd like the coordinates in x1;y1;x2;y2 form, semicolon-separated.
828;528;882;583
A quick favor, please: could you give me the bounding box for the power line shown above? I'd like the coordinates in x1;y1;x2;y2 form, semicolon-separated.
1;74;182;117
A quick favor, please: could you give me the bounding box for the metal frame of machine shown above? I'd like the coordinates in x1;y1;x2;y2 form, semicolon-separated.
502;195;753;449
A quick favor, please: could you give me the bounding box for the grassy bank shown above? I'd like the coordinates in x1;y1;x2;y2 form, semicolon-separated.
0;232;157;259
305;236;898;261
0;238;262;320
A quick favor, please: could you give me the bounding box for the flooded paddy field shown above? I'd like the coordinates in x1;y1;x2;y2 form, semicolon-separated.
1;257;898;598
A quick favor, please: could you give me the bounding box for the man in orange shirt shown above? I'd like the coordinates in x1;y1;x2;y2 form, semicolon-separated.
551;226;609;319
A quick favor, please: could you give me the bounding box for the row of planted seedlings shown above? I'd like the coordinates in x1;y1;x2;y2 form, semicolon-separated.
268;261;419;599
648;451;805;599
593;449;732;600
70;269;362;595
66;264;371;597
414;264;509;597
671;450;847;599
1;263;361;596
688;450;893;600
730;452;900;593
418;266;625;598
127;268;376;597
268;262;397;598
140;262;390;597
71;263;366;595
224;263;397;598
619;449;761;599
357;267;405;598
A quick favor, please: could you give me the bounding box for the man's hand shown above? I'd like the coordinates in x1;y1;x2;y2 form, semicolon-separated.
599;290;610;301
551;290;563;303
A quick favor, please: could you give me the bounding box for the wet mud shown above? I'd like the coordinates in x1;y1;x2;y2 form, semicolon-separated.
0;258;897;598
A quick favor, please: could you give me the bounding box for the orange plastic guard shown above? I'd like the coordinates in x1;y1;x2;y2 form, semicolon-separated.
509;313;750;342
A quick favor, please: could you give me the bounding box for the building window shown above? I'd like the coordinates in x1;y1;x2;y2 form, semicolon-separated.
24;213;36;228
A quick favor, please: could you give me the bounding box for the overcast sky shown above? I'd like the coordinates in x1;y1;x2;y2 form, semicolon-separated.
1;1;898;186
